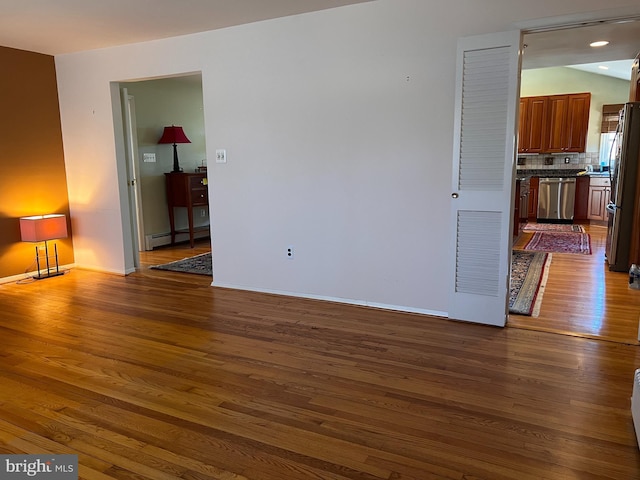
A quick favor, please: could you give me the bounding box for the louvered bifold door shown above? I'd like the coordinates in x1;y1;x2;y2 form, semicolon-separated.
448;31;521;326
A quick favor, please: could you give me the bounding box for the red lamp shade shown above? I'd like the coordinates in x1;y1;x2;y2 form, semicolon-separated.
158;125;191;145
19;214;68;242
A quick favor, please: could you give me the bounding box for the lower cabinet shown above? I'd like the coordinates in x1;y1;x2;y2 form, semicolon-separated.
587;177;611;222
514;178;530;242
527;176;539;220
574;176;590;222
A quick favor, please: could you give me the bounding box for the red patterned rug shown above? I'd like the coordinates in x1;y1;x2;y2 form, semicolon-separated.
523;223;585;233
524;232;591;255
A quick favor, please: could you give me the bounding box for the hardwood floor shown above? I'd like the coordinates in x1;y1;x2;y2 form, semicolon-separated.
0;240;639;479
509;224;640;345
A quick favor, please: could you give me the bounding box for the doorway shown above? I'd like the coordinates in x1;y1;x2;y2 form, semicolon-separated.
506;20;640;344
116;73;212;272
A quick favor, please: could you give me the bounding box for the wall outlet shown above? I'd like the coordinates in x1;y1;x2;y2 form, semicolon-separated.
564;157;571;164
286;246;294;259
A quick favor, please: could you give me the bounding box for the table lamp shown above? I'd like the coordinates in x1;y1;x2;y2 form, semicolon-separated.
19;214;68;279
158;125;191;173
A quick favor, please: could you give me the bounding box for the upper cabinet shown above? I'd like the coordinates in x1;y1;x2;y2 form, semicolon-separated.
518;92;591;154
518;96;547;153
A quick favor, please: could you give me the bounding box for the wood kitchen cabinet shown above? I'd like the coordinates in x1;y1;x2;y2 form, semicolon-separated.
527;176;539;220
574;175;590;222
518;93;591;154
544;93;591;153
514;178;529;242
518;97;547;153
165;172;209;248
587;176;611;223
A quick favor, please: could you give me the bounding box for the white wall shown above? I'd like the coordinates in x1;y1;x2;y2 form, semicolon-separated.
55;0;640;316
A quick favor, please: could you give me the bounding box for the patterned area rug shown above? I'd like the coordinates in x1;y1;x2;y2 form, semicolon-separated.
150;252;212;276
523;223;585;233
524;232;591;255
510;251;552;316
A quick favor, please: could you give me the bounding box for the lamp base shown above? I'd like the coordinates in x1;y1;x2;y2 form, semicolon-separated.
172;144;183;173
33;270;66;280
32;242;65;280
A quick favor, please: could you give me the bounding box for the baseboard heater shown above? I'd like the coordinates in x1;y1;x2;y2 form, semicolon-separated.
144;230;209;251
632;369;640;449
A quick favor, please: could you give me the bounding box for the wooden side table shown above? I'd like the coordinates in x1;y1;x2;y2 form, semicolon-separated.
164;172;209;247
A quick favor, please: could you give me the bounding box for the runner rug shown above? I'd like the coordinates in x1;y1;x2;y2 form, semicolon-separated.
150;252;213;276
523;223;585;233
524;232;591;255
510;250;552;316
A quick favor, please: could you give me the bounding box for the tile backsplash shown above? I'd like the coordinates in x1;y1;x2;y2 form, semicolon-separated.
517;152;600;170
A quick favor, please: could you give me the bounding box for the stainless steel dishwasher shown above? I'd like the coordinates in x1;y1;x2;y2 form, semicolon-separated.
537;177;576;221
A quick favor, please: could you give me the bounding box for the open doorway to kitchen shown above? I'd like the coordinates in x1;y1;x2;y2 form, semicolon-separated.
507;19;640;344
114;73;212;278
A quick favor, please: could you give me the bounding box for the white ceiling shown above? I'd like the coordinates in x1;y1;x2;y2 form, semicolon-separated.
522;18;640;80
0;0;374;56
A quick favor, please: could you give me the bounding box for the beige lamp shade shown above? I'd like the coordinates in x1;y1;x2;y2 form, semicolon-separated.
19;214;68;242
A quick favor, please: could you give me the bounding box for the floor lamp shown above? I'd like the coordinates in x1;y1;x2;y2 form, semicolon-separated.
19;214;68;279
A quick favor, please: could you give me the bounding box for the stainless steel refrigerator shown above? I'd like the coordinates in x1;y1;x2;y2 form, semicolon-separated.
606;102;640;272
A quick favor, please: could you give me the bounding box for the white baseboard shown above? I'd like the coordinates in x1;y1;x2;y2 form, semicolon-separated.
144;229;210;250
211;281;448;318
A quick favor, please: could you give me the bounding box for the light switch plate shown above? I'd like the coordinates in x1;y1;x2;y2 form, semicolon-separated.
215;149;227;163
143;153;156;163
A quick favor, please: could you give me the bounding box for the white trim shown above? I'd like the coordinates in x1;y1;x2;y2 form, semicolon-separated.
144;229;210;250
514;7;640;33
211;281;448;319
74;265;135;276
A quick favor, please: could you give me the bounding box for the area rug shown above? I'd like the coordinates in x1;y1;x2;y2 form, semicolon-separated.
510;251;552;316
524;232;591;255
523;223;585;233
150;252;212;276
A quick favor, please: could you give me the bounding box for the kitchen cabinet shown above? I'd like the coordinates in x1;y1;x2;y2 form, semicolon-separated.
527;176;539;220
518;97;547;153
574;175;590;222
518;93;591;154
544;93;591;153
514;178;530;242
587;176;611;223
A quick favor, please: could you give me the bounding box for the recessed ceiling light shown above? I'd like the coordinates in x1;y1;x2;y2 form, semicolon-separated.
590;40;610;47
598;65;609;70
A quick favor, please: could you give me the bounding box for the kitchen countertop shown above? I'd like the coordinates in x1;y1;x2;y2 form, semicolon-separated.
516;168;610;178
516;168;585;178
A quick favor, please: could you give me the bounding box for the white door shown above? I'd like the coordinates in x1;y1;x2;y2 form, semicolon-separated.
448;31;522;327
121;88;146;255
